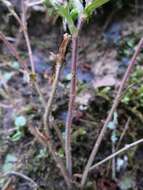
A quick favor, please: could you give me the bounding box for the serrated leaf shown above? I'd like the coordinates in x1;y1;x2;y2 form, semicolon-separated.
85;0;110;16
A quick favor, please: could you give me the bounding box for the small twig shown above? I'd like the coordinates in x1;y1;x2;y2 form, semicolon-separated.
43;63;61;133
0;128;17;135
21;1;35;74
0;103;13;108
126;106;143;123
111;138;116;179
116;117;131;150
81;37;143;187
43;33;71;188
3;171;38;189
15;27;23;48
0;31;45;107
52;122;65;150
29;125;72;188
2;178;15;190
26;0;44;7
44;33;70;135
21;2;47;107
1;0;35;74
0;0;22;25
34;82;46;106
0;32;26;68
89;138;143;171
106;117;131;176
1;0;47;108
28;125;49;147
42;34;70;184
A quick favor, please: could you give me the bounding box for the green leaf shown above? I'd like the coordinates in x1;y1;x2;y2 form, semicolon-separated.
85;0;110;16
107;121;115;130
70;8;78;21
0;178;5;188
11;61;20;70
122;96;130;104
119;173;136;190
44;0;77;34
14;115;27;128
2;154;17;173
36;148;48;159
72;0;84;15
57;148;64;158
111;131;118;143
73;128;86;142
10;130;23;141
3;72;14;82
107;112;118;130
57;5;77;34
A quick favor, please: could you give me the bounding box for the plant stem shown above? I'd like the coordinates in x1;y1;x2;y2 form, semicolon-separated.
42;34;71;187
43;62;61;134
21;1;35;74
89;138;143;171
81;37;143;188
34;82;46;106
0;32;26;68
65;35;78;177
44;33;70;135
3;171;38;189
116;117;130;150
29;125;72;189
65;17;84;177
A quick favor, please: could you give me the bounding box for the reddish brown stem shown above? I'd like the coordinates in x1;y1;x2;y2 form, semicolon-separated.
65;35;78;177
65;17;84;177
81;37;143;187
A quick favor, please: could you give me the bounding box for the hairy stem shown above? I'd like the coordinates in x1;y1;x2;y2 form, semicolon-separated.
81;37;143;187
